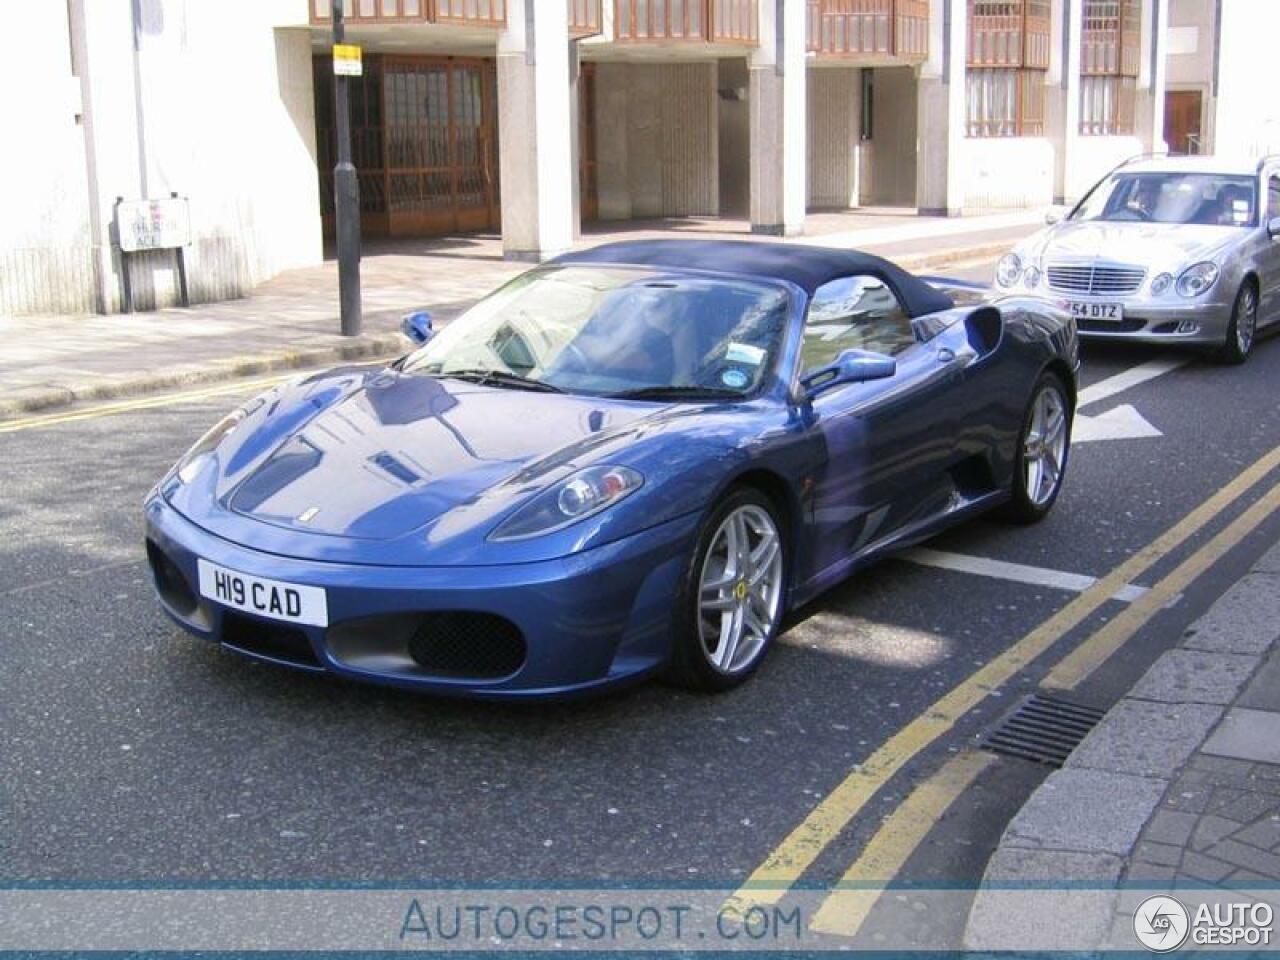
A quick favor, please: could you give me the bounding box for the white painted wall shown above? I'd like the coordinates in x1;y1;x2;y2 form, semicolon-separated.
0;0;319;316
1212;0;1280;159
960;138;1056;210
0;2;96;314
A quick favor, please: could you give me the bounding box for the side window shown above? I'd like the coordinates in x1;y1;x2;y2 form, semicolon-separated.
1268;175;1280;221
800;275;916;373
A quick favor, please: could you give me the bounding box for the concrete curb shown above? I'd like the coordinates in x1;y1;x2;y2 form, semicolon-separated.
0;332;409;421
963;540;1280;951
0;239;1009;422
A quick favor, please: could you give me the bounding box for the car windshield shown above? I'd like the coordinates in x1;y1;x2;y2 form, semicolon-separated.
1071;171;1258;226
401;265;790;398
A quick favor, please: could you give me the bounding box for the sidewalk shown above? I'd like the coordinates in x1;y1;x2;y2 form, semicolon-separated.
0;209;1040;420
965;537;1280;950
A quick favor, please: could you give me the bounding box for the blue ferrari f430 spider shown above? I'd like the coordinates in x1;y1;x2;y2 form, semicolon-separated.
145;240;1078;698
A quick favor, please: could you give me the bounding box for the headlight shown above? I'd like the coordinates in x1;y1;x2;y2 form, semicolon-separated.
1023;265;1042;289
1150;272;1173;295
996;254;1022;288
174;408;249;484
489;465;643;541
1176;262;1219;298
171;390;276;484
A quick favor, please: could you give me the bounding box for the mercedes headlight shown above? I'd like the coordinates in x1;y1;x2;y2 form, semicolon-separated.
1150;272;1173;295
1023;265;1042;289
996;254;1022;288
1176;262;1219;298
489;465;644;541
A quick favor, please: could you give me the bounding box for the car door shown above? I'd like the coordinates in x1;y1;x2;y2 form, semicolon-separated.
802;275;964;580
1259;170;1280;324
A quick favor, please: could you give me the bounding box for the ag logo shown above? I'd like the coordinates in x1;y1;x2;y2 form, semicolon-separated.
1134;895;1190;952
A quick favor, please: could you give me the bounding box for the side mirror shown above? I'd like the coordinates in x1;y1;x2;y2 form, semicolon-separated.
1045;206;1066;226
400;310;434;345
800;348;897;400
1268;216;1280;239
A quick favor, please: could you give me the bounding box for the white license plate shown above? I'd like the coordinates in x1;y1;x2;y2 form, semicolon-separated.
197;559;328;627
1065;300;1124;322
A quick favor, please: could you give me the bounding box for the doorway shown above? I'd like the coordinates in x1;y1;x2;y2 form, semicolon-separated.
1164;90;1204;155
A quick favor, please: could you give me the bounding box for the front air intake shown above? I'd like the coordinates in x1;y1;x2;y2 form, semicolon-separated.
407;612;527;680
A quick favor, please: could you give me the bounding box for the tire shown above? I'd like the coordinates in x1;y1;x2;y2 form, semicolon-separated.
1217;282;1258;365
666;487;787;692
1002;371;1072;524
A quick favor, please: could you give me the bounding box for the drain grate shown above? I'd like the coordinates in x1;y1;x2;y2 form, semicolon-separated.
980;692;1106;767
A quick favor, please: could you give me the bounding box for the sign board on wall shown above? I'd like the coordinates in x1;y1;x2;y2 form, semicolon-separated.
116;196;192;253
333;43;363;77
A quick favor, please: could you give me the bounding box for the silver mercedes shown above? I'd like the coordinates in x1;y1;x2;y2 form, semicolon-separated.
994;155;1280;364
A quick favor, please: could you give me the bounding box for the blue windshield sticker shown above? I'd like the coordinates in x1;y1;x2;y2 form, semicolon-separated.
725;342;766;366
721;369;750;389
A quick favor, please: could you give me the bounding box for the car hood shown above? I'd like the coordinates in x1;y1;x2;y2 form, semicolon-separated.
1023;220;1242;271
162;367;750;565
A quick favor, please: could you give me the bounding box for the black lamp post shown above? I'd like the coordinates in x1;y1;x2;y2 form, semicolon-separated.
332;0;362;336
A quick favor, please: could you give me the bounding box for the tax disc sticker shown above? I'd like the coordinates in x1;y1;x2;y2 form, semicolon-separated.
721;369;750;389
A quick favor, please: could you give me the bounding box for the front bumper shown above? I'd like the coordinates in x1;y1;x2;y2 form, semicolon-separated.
1073;299;1233;345
144;495;700;699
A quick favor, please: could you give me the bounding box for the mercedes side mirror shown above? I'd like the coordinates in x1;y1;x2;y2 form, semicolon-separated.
1045;206;1067;226
401;310;435;345
801;349;896;400
1268;216;1280;239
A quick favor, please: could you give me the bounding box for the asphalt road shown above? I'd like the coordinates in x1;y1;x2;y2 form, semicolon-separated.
4;257;1280;945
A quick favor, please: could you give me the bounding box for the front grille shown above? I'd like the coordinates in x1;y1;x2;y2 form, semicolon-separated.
222;611;322;668
1047;262;1146;295
1077;316;1146;333
407;612;526;680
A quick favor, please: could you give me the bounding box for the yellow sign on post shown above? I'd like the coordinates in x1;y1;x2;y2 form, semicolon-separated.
333;43;363;77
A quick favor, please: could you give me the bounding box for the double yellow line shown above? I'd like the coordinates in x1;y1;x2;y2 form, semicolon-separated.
732;442;1280;935
0;374;298;435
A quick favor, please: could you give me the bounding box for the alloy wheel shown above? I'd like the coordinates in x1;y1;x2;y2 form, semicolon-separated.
1024;384;1068;507
697;504;784;675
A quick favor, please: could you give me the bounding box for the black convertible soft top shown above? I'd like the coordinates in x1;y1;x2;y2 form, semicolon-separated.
551;239;956;319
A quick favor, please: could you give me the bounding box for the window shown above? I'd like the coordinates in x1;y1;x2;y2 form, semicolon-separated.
1071;172;1258;227
966;1;1049;137
1080;0;1140;135
1268;175;1280;221
801;276;915;374
860;68;874;141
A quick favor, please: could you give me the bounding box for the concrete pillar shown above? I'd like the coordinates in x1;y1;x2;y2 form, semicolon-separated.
915;0;967;216
497;0;575;261
749;0;806;235
1139;0;1169;152
1052;0;1083;204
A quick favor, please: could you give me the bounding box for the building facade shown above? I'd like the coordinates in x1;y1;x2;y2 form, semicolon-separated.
5;0;1260;319
1164;0;1280;160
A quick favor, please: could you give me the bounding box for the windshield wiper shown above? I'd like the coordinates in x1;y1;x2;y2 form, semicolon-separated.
442;369;565;393
608;385;743;401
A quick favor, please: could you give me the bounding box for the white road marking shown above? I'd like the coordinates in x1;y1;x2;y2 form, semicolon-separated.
1076;357;1187;409
1073;403;1164;444
1070;357;1187;445
904;547;1150;603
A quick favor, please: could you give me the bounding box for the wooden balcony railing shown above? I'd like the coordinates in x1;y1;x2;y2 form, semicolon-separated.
309;0;506;28
967;0;1049;69
806;0;928;61
569;0;604;36
613;0;757;43
1081;0;1140;76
